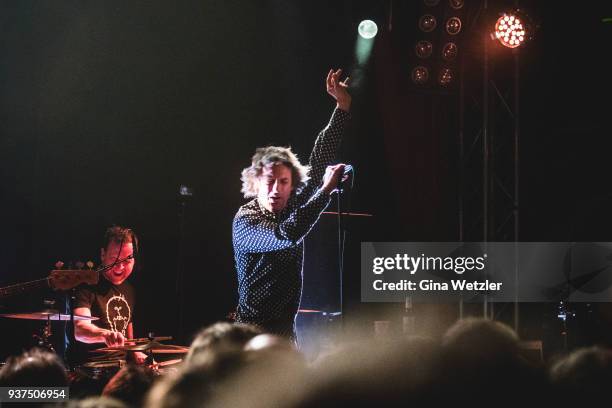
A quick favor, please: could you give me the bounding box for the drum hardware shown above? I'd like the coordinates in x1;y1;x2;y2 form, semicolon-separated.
154;358;183;375
93;343;189;354
81;360;126;369
75;359;127;381
1;306;98;353
119;335;173;345
90;334;188;374
92;332;187;355
0;310;99;321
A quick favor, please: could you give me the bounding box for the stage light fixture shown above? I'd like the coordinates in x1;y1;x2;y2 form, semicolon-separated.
445;17;462;35
419;15;437;32
438;67;453;86
494;13;526;48
411;1;465;90
415;41;433;58
358;20;378;39
449;0;464;9
411;66;429;84
441;42;458;61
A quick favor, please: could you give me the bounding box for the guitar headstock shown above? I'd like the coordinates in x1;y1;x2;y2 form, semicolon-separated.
49;260;99;290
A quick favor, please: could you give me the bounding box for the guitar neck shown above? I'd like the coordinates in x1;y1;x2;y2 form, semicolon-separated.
0;278;50;299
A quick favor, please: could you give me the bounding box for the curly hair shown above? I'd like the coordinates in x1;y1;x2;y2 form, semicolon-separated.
240;146;309;198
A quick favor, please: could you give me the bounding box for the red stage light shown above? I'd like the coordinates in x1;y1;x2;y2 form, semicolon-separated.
419;15;437;32
446;17;462;35
495;13;526;48
415;41;433;58
438;67;453;86
449;0;464;10
442;42;458;61
412;66;430;84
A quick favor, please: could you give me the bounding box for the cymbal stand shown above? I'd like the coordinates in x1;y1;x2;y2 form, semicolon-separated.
33;315;55;352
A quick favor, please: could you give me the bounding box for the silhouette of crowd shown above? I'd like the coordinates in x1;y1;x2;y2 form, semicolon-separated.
1;318;610;407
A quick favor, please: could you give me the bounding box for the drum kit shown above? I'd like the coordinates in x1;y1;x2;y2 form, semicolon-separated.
0;309;99;353
0;266;188;381
0;310;188;379
77;337;188;380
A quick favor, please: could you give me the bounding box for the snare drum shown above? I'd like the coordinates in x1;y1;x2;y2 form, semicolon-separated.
68;359;125;398
76;359;126;380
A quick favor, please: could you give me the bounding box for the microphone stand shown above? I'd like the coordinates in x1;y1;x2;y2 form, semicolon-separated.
176;185;193;343
66;289;76;369
336;192;345;318
177;199;186;342
335;168;354;321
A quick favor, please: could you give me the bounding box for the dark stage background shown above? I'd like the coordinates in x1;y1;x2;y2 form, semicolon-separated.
1;1;611;359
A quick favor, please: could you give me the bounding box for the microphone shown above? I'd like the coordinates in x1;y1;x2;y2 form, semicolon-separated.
338;164;354;191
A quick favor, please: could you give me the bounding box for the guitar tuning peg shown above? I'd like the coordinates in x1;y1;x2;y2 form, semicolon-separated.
86;261;94;269
54;261;64;269
75;261;85;269
44;299;56;307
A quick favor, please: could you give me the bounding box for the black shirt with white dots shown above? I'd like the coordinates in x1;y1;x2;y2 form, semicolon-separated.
233;107;349;338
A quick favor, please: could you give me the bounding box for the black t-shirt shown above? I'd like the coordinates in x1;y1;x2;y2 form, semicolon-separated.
67;277;135;365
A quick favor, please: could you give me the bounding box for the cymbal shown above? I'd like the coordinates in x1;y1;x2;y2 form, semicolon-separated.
125;336;173;344
0;310;98;321
148;347;189;354
94;342;189;354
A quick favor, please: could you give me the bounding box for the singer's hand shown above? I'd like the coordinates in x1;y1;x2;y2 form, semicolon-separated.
326;69;351;112
321;164;346;194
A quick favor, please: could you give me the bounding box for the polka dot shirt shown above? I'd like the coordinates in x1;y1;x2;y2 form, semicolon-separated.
233;108;349;338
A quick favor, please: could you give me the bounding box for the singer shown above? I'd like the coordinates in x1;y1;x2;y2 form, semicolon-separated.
232;68;351;339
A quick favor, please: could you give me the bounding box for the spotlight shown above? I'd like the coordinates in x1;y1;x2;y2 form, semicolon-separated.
441;42;458;61
494;12;528;48
438;67;453;86
358;20;378;39
415;41;433;58
412;66;429;84
449;0;464;9
445;17;462;35
419;15;437;32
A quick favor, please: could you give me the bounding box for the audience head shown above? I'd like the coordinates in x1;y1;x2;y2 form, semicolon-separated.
442;317;520;360
439;317;546;405
244;333;295;352
66;396;128;408
549;346;612;404
185;322;262;364
0;348;68;387
286;337;441;408
146;349;252;408
102;364;157;407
